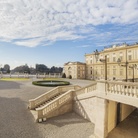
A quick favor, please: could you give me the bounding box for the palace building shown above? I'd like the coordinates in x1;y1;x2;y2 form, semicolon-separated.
85;43;138;81
64;43;138;81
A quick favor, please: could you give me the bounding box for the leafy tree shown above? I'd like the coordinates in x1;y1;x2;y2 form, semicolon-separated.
49;66;63;73
13;64;30;73
3;64;10;73
36;64;49;73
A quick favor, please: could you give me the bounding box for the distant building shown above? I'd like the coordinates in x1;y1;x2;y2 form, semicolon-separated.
64;43;138;81
85;43;138;81
63;62;86;79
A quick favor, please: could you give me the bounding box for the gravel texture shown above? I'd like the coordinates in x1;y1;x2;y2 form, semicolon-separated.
0;79;94;138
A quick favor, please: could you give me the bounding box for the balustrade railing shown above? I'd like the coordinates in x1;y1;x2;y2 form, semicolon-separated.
36;90;73;120
74;82;97;96
29;85;80;109
106;81;138;98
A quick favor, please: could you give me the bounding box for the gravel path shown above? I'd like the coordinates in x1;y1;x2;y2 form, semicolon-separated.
0;79;94;138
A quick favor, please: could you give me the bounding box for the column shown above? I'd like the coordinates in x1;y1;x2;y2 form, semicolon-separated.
94;98;108;138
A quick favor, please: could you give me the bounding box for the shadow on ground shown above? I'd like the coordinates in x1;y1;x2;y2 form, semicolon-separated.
0;80;22;90
37;112;94;138
0;97;42;138
108;109;138;138
42;112;91;127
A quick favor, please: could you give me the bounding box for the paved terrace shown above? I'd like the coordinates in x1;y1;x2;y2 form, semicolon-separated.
0;79;94;138
0;79;138;138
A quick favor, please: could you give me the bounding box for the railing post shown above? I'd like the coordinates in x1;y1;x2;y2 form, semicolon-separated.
29;100;36;109
97;81;107;95
37;110;44;122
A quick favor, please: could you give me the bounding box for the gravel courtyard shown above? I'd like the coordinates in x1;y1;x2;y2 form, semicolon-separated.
0;79;94;138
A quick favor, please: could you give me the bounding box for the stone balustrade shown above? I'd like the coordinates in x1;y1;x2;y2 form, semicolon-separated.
74;82;97;96
36;90;73;122
106;81;138;98
29;85;81;109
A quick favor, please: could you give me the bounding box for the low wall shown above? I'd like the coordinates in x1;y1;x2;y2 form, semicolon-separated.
46;100;72;119
120;103;136;121
73;96;97;123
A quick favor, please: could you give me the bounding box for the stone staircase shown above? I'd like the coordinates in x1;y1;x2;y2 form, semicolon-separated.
28;85;81;122
35;92;63;109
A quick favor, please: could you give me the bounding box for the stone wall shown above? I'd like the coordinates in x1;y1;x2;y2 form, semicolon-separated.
73;96;97;123
46;100;72;119
120;103;136;121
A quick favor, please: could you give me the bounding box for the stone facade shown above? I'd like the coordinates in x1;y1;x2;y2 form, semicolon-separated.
64;44;138;81
63;62;86;79
85;43;138;81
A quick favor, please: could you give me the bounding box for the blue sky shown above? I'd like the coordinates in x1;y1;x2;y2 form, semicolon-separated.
0;0;138;69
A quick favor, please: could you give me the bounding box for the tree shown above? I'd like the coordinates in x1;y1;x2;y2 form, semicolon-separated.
23;64;30;73
3;64;10;73
49;66;63;73
36;64;49;73
62;73;66;78
13;64;30;73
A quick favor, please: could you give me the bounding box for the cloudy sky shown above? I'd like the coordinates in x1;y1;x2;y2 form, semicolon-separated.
0;0;138;69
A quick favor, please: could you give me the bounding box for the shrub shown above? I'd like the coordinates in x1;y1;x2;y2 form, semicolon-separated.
62;73;66;78
69;75;72;79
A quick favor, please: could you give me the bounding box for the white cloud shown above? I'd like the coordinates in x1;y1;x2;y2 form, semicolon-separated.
14;37;44;47
77;45;91;48
0;0;137;47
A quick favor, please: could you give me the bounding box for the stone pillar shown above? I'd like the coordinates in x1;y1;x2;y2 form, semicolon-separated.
96;81;107;94
94;98;108;138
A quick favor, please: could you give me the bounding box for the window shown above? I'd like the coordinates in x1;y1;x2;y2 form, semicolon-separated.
128;55;132;60
120;56;123;61
113;69;116;75
113;57;116;62
101;69;103;75
128;50;131;53
120;69;123;76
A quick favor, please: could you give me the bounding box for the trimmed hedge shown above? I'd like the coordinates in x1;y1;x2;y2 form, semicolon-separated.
32;80;70;87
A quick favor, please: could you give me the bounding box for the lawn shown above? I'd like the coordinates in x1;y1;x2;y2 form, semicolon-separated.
0;78;30;81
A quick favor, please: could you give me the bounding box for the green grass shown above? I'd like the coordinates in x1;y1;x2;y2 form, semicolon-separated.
42;78;64;80
0;78;30;81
